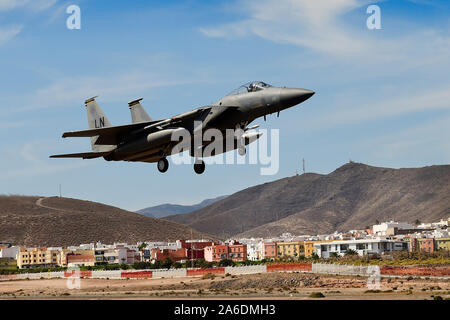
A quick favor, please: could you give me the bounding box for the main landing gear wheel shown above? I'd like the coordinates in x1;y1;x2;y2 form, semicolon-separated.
157;157;169;173
238;147;246;156
194;160;205;174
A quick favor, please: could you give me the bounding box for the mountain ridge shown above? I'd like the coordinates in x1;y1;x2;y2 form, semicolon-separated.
137;195;227;218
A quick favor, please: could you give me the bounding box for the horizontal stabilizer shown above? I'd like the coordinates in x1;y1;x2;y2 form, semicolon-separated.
62;121;158;144
49;151;111;159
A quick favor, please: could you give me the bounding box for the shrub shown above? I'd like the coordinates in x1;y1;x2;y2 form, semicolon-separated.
309;292;325;298
344;249;358;256
202;273;216;280
218;259;235;267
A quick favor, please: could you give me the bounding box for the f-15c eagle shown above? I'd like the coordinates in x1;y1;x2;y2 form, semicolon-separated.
51;81;314;174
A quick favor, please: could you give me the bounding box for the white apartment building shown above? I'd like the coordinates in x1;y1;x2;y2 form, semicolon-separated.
103;247;128;264
235;238;264;261
67;243;95;251
246;241;263;261
373;221;415;236
0;246;20;259
418;217;450;229
314;239;409;258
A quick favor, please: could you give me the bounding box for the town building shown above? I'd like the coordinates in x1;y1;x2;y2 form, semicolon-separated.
140;249;151;262
179;239;212;260
303;240;333;257
373;221;415;236
228;241;247;261
103;247;128;264
17;248;61;269
245;241;263;261
66;253;95;267
314;239;409;258
276;241;304;258
61;249;94;266
151;248;187;262
435;238;450;251
262;241;277;260
204;244;228;262
417;238;435;253
178;239;213;250
204;241;247;262
0;246;20;259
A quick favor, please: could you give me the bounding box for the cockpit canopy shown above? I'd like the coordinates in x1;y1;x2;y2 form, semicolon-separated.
226;81;272;96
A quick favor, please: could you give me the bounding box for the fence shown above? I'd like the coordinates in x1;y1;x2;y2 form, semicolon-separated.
1;263;449;281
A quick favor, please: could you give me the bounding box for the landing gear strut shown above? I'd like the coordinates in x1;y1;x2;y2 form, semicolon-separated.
157;157;169;173
194;159;205;174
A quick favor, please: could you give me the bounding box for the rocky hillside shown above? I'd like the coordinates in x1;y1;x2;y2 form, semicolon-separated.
0;196;213;247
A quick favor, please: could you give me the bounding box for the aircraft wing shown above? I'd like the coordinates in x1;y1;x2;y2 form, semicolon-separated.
50;151;111;159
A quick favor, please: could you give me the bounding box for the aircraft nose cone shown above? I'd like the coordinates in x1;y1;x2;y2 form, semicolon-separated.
279;88;315;107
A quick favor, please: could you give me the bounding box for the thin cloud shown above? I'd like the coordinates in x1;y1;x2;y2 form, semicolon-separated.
0;0;28;11
0;0;58;12
0;24;22;46
200;0;376;57
15;72;204;113
200;0;450;65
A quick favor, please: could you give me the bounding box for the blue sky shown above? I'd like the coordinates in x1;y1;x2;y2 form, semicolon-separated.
0;0;449;211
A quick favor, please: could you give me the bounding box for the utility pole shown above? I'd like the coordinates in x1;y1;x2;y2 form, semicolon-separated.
302;158;305;174
191;229;194;269
59;184;62;198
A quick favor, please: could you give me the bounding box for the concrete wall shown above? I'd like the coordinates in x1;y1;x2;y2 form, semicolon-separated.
225;265;267;275
153;269;187;278
312;263;368;276
2;263;449;282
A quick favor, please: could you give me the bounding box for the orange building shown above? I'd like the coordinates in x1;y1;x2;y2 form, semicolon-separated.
418;238;435;253
262;242;277;260
228;242;247;261
204;242;247;262
204;244;229;262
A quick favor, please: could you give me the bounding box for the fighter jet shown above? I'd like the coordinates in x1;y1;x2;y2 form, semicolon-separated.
50;81;314;174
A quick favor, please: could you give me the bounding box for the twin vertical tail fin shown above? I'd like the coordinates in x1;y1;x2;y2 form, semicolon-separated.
128;98;152;123
85;96;116;153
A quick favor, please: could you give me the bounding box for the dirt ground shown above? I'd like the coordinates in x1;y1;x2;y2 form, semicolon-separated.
0;272;449;300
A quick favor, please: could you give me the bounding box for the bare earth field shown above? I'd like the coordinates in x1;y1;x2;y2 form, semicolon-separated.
0;272;449;300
